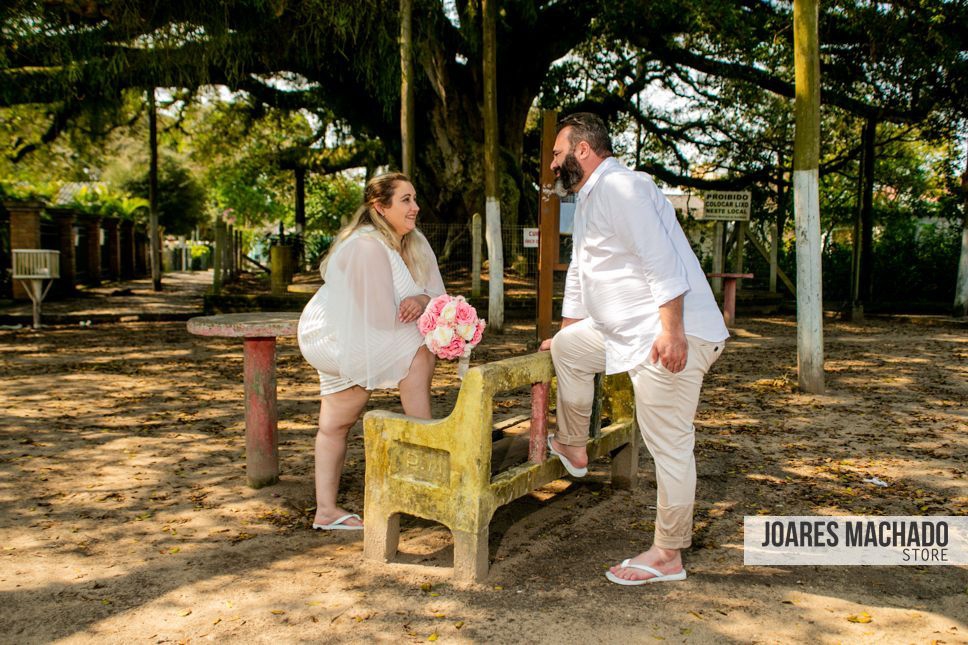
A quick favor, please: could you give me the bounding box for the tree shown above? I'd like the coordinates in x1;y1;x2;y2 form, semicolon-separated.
2;1;964;240
122;156;206;236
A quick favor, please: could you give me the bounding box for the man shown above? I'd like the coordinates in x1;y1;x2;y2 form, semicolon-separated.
539;113;729;585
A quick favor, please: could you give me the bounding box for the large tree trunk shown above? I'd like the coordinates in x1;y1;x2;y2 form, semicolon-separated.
858;117;876;308
955;163;968;317
399;0;415;177
148;88;161;292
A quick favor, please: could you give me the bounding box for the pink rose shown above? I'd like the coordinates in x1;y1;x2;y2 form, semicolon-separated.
437;335;466;360
454;298;478;326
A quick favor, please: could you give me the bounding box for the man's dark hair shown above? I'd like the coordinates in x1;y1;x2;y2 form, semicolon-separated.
557;112;613;157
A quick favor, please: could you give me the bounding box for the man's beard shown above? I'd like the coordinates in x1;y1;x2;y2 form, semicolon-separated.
553;151;584;195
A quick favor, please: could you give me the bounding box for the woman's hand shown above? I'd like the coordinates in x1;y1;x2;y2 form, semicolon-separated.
399;294;430;323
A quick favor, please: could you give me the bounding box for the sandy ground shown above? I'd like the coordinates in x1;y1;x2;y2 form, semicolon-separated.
1;275;966;643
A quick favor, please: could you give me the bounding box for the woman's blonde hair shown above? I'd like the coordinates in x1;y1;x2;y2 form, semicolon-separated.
319;172;431;285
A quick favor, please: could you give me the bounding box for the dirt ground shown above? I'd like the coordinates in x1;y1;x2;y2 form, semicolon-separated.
1;286;966;643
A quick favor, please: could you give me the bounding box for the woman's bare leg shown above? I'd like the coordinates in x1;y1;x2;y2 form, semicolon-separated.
313;385;370;527
398;346;436;419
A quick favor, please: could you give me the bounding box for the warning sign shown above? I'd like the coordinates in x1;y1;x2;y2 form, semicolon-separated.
523;228;539;248
700;191;751;221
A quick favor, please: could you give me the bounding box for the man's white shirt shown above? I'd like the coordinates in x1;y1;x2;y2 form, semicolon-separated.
561;157;729;374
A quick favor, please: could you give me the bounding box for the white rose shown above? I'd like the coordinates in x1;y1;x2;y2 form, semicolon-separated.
456;322;476;341
439;301;458;323
430;324;454;346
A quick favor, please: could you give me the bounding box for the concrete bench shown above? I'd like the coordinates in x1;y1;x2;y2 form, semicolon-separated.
362;351;639;582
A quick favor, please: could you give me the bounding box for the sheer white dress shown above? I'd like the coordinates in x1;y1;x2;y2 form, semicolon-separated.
297;226;445;395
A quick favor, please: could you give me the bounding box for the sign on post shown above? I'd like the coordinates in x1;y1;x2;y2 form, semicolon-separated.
523;228;539;248
700;191;752;221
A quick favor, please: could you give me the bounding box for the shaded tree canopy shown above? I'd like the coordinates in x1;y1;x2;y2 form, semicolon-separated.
1;0;965;227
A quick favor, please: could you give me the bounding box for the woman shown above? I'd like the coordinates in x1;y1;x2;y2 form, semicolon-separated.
298;172;445;530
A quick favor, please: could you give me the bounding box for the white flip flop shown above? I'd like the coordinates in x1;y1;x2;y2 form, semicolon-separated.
312;513;364;531
547;435;587;478
605;559;687;586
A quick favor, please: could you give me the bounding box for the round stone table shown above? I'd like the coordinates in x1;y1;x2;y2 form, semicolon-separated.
187;312;301;488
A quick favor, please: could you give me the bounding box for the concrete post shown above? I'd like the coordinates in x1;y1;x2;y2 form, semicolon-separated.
103;218;121;281
84;216;102;287
5;201;43;300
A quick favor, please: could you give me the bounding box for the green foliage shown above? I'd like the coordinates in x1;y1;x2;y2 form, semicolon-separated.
303;231;334;271
65;184;148;220
305;173;362;234
121;156;207;235
0;179;57;203
871;217;961;304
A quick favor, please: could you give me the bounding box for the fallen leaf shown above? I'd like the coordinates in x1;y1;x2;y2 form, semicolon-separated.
420;582;433;592
688;611;702;620
428;632;439;642
271;610;285;615
454;621;465;630
180;609;192;617
847;611;872;624
434;613;446;618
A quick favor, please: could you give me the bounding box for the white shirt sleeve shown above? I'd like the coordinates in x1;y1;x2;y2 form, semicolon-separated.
561;255;588;319
605;177;690;307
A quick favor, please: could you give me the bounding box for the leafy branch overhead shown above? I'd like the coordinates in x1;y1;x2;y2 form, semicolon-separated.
1;0;964;227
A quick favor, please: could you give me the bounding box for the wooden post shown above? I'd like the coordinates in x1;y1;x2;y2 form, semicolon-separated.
471;212;482;298
295;167;306;268
732;221;747;291
148;88;162;292
212;218;223;295
711;222;725;297
537;110;558;342
793;0;825;393
399;0;415;177
770;217;779;294
482;0;504;332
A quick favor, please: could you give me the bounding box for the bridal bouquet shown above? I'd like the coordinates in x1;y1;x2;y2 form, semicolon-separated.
418;294;486;378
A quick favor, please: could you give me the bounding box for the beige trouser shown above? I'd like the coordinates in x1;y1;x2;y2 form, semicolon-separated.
550;318;724;549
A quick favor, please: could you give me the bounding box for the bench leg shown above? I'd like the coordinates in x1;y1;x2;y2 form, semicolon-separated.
243;337;280;488
452;526;489;582
722;278;738;327
610;424;639;490
363;512;400;562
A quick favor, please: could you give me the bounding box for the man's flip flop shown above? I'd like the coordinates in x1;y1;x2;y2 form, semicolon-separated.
547;435;587;478
312;513;364;531
605;559;687;586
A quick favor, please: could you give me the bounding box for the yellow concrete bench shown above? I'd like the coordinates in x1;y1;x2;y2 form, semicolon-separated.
362;351;639;582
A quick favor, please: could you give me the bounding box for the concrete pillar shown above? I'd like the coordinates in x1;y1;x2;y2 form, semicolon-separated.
120;220;136;279
84;216;102;286
5;201;43;300
103;218;121;281
49;208;77;296
135;228;148;277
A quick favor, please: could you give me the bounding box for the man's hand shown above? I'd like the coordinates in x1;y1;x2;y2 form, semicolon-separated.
399;294;430;323
651;295;687;372
538;317;582;352
650;330;688;372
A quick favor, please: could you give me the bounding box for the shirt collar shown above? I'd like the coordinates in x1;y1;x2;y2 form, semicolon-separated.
577;156;618;202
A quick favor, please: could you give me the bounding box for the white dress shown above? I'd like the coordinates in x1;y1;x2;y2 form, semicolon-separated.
297;226;445;395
